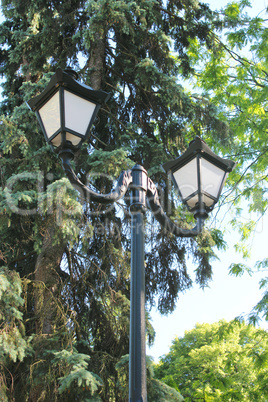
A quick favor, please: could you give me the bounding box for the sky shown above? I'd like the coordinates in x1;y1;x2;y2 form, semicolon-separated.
148;0;268;362
149;213;268;361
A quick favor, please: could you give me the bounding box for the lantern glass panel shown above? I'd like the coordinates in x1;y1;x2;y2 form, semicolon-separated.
203;194;215;207
185;194;198;209
173;158;198;201
51;135;61;147
184;193;215;210
39;91;60;139
50;132;83;147
64;90;97;136
201;158;226;199
66;132;82;145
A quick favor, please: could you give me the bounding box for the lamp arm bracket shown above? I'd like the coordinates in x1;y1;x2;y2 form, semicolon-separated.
146;177;204;237
60;150;133;204
60;150;205;235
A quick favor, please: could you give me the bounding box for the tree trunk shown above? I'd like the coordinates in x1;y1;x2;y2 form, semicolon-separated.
88;33;106;90
34;223;65;335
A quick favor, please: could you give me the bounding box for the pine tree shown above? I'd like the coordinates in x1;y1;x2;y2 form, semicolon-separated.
0;0;227;400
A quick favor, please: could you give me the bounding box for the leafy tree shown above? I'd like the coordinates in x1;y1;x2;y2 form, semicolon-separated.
155;320;268;401
181;0;268;323
0;0;236;400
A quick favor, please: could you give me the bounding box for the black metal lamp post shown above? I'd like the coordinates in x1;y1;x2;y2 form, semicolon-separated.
27;68;236;402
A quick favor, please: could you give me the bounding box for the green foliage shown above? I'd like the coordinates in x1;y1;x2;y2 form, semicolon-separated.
155;320;268;401
51;349;102;399
187;0;268;223
0;267;31;363
229;262;253;277
6;334;104;402
184;0;268;322
116;354;184;401
0;0;257;399
38;178;83;247
0;267;33;400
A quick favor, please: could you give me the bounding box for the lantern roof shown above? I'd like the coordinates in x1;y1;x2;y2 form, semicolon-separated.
162;136;236;174
27;67;111;112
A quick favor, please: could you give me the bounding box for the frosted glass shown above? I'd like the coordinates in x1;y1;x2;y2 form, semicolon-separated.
186;193;215;209
186;194;198;208
51;134;61;147
204;194;215;207
66;132;82;146
39;91;60;138
51;133;81;147
201;159;225;198
173;157;226;210
64;90;96;135
173;158;198;200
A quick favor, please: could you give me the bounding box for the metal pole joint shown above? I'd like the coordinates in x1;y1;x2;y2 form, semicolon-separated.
130;164;148;213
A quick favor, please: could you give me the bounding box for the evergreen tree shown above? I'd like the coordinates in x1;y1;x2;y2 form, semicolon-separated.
0;0;229;400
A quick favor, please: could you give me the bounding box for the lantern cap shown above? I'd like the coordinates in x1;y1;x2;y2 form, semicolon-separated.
162;136;236;174
27;67;111;112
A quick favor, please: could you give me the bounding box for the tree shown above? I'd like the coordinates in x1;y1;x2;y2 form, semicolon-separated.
180;0;268;323
0;0;227;400
155;320;268;401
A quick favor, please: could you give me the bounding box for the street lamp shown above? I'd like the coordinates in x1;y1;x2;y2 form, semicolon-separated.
27;68;236;402
162;136;236;218
27;67;110;151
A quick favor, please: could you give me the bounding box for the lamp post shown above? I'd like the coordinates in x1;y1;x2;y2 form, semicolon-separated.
27;68;236;402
